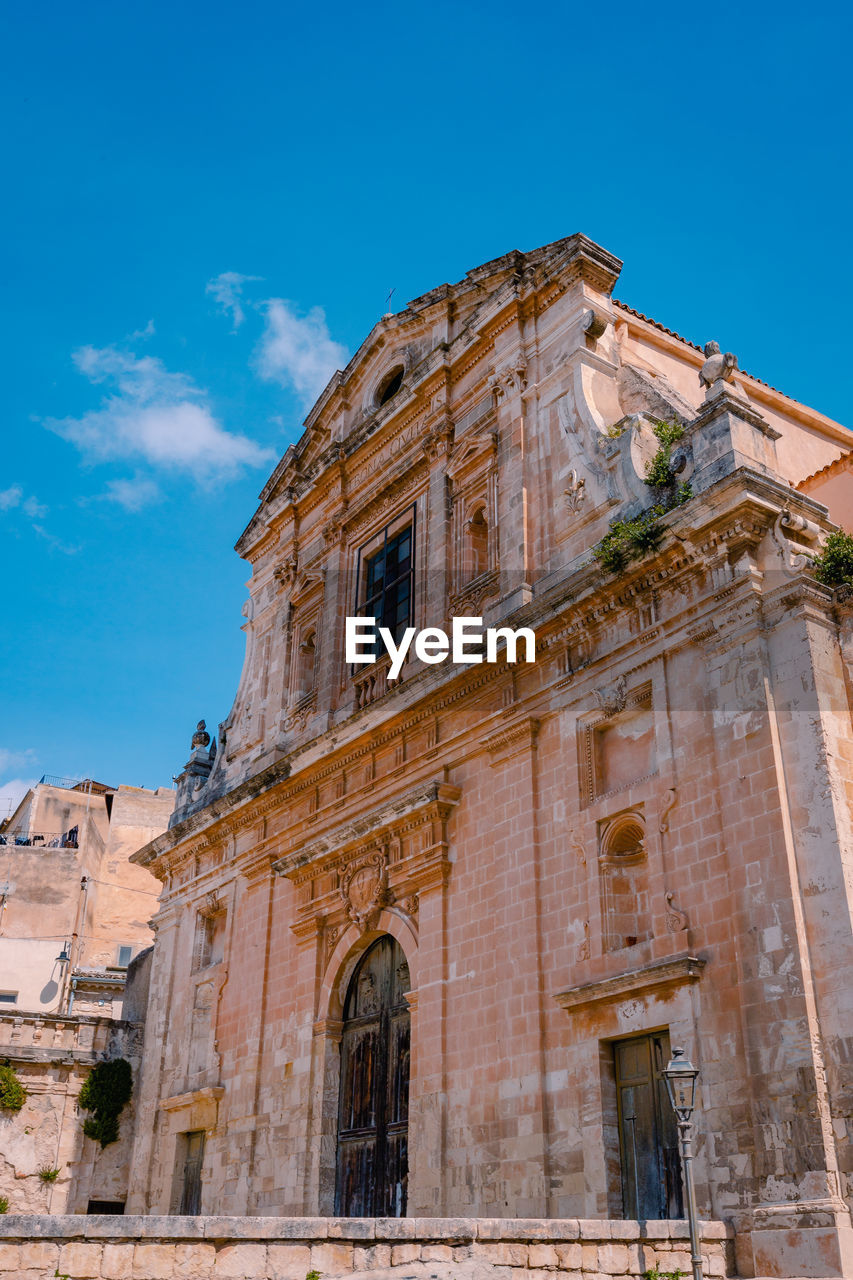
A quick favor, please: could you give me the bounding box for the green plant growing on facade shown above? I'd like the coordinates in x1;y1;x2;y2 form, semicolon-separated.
305;1270;322;1280
37;1165;60;1183
0;1196;8;1213
644;418;686;491
0;1061;26;1113
78;1057;133;1149
810;530;853;588
643;1267;684;1280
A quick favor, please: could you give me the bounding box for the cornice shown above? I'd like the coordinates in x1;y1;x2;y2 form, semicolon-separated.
554;953;705;1013
272;780;462;881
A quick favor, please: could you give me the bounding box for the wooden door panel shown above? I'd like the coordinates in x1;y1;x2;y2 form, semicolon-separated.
339;1022;380;1133
335;936;410;1217
615;1032;683;1220
336;1137;377;1217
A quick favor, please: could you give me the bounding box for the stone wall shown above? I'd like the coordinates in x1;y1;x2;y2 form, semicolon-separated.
0;1215;732;1279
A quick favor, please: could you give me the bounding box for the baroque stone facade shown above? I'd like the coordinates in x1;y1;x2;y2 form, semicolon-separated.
128;234;853;1278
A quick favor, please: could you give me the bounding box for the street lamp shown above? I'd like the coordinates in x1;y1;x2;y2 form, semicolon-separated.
662;1047;703;1280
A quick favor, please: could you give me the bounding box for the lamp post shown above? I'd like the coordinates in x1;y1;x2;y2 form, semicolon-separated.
662;1047;703;1280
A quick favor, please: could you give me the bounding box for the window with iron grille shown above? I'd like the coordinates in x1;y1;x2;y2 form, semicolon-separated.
356;508;416;654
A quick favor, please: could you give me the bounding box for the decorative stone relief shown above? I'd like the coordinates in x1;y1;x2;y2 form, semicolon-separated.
577;919;590;961
664;890;689;933
659;787;678;834
563;469;587;515
340;849;390;932
594;675;627;717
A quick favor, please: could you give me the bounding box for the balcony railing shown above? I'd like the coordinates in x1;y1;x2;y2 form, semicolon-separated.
0;830;78;849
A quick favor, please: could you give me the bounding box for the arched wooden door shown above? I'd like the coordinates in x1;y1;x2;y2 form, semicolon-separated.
335;935;410;1216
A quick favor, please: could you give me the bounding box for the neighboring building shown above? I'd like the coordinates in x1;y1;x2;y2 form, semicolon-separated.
127;234;853;1278
0;775;173;1212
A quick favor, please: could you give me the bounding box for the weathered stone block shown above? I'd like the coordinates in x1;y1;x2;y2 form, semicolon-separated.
0;1245;20;1274
212;1241;268;1277
310;1240;354;1272
329;1217;375;1239
555;1241;582;1269
353;1243;392;1270
579;1220;611;1240
265;1243;312;1279
19;1241;60;1271
598;1242;629;1274
100;1242;134;1280
421;1243;454;1261
132;1241;179;1280
528;1243;559;1267
173;1241;217;1278
390;1243;421;1264
59;1240;104;1277
485;1242;529;1266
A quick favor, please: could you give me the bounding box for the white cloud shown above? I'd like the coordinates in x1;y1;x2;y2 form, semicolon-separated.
0;486;23;510
104;475;162;512
46;344;275;484
0;748;37;775
255;299;348;406
206;272;262;331
31;524;80;555
23;496;47;518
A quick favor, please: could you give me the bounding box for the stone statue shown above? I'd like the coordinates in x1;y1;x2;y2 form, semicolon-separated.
192;719;210;750
699;340;738;393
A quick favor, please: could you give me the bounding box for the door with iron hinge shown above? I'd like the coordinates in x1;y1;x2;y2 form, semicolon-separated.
335;934;410;1216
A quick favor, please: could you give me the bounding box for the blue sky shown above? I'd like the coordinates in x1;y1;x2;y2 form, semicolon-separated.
1;1;850;816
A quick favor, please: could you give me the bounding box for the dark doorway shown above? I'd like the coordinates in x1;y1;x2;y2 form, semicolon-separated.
614;1031;683;1220
176;1129;205;1215
86;1200;125;1214
335;934;410;1216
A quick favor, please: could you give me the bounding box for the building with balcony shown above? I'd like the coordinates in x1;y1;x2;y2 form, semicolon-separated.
126;234;853;1278
0;775;173;1212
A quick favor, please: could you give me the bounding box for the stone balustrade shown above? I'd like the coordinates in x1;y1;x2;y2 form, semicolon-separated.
0;1011;140;1065
0;1215;733;1278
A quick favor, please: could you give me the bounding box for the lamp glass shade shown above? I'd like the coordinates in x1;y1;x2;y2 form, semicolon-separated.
663;1046;698;1116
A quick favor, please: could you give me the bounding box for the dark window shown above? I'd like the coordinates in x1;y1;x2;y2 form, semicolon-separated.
377;366;404;406
87;1200;125;1214
117;945;133;968
358;516;415;652
177;1130;205;1215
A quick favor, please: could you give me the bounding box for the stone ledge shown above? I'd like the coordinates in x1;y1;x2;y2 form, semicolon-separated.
0;1213;733;1243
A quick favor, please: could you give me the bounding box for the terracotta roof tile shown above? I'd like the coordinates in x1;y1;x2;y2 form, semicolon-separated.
796;450;853;489
613;299;802;406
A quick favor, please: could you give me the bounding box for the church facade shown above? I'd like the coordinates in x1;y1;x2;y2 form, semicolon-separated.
127;235;853;1278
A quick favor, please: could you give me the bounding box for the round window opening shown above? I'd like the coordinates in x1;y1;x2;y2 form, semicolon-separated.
376;365;404;406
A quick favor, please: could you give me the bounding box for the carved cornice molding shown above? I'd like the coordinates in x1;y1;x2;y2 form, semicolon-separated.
273;780;461;882
554;953;705;1014
481;716;540;764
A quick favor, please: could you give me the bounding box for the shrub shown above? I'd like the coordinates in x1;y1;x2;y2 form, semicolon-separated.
37;1165;60;1183
78;1058;133;1149
0;1062;26;1113
811;530;853;588
0;1195;8;1213
644;418;685;491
